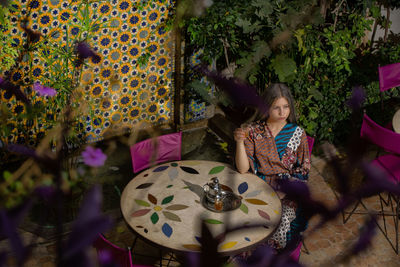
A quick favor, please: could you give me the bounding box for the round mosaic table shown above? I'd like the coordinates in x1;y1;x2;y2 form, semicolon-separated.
393;108;400;133
120;160;282;255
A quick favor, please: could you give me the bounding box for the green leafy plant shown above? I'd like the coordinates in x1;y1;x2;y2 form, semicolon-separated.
0;1;19;73
184;0;400;143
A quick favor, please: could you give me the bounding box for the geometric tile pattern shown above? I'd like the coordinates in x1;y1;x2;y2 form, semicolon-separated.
1;0;174;145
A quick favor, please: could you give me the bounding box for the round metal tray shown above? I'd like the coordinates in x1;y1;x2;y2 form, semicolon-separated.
202;190;242;213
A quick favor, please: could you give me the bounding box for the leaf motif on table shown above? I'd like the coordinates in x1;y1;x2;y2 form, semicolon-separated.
153;165;169;172
135;199;151;207
180;166;199;174
161;195;174;205
258;209;270;220
148;194;157;205
208;166;225;175
220;184;233;192
162;223;173;238
171;162;178;167
220;241;237;250
238;182;249;194
166;204;189;210
245;199;268;205
162;211;181;222
168;167;178;180
204;219;223;224
136;183;153;189
150;212;159;224
166;184;173;188
131;209;151;217
244;237;251;242
182;244;201;251
239;203;249;214
245;190;262;198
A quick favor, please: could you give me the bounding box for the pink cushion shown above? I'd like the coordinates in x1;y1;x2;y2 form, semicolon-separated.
290;242;302;262
130;132;182;173
372;154;400;183
306;136;314;156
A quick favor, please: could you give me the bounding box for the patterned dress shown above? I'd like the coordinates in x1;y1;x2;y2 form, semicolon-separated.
244;120;311;250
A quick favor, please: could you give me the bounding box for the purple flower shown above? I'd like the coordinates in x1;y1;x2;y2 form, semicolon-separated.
33;82;57;97
81;146;107;167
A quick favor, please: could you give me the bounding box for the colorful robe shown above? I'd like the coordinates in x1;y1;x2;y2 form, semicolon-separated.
244;120;311;250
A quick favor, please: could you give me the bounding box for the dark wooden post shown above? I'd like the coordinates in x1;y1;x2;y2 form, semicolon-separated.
173;21;182;132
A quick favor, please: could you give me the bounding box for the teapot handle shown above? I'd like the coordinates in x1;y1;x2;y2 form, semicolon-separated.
203;184;210;192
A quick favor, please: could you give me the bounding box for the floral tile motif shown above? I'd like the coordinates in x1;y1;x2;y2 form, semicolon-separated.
131;192;189;238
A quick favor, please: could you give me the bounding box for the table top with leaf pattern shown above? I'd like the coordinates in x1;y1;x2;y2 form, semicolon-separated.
120;160;282;255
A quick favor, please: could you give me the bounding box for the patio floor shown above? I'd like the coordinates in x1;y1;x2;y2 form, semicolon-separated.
3;125;400;266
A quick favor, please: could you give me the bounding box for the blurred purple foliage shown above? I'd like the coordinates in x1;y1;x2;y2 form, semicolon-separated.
81;146;107;167
33;82;57;97
351;215;377;255
61;185;113;266
0;201;32;266
198;66;268;119
346;86;366;111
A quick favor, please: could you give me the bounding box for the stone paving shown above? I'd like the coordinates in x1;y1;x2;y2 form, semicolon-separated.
2;139;400;266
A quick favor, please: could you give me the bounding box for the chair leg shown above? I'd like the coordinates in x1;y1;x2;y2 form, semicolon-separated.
372;194;399;255
394;196;399;254
379;193;389;234
301;240;310;255
131;235;138;250
343;199;362;224
158;248;162;267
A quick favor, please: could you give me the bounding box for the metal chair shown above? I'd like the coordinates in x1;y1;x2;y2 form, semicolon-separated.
341;114;400;253
360;113;400;253
93;233;150;267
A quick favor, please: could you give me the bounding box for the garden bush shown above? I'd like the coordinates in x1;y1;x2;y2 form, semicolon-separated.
184;0;400;144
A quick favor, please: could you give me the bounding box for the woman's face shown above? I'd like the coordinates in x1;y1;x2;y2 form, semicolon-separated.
268;97;290;124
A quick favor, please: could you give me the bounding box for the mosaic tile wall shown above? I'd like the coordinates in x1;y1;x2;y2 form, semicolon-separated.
1;0;174;145
184;50;214;123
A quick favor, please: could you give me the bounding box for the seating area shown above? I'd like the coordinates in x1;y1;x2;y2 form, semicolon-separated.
2;1;400;266
2;126;399;266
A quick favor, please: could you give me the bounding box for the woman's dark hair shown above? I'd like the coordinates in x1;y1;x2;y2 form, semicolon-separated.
255;83;297;123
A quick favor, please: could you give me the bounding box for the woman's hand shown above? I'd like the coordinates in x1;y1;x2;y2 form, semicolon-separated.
233;127;248;142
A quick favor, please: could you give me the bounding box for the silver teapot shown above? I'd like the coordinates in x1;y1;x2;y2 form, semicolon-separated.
202;177;222;204
202;178;242;213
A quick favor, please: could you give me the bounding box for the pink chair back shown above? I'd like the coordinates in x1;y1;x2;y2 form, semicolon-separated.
130;132;182;173
360;114;400;155
290;242;302;262
93;234;133;267
306;136;314;156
